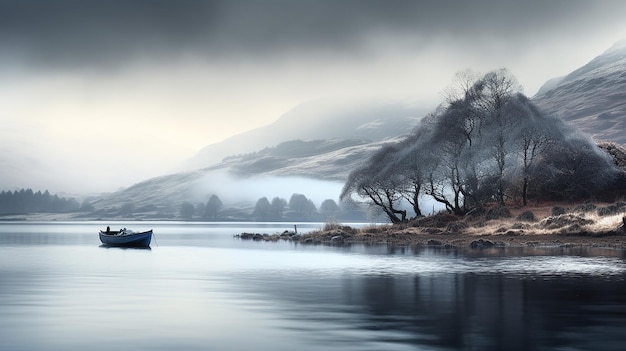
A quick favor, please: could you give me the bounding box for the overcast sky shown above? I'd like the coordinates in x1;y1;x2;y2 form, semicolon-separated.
2;0;626;193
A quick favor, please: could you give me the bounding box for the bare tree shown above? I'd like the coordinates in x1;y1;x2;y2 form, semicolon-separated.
341;144;407;223
423;147;467;215
517;122;549;205
471;69;522;115
423;102;482;214
341;68;622;222
472;70;522;206
441;69;479;105
379;135;430;219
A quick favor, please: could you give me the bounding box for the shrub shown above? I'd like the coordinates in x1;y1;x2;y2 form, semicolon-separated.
323;221;342;231
511;222;530;229
573;203;597;212
596;202;624;216
597;203;625;216
485;207;511;220
410;213;459;228
446;221;468;233
551;206;566;216
517;211;536;222
539;214;594;230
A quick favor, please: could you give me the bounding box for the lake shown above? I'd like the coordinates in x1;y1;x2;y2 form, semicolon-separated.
1;221;626;351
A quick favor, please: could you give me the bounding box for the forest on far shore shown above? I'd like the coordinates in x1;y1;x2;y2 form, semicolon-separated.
0;189;83;215
0;188;372;222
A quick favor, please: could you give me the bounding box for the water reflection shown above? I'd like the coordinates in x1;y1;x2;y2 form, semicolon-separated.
231;269;626;351
99;244;152;250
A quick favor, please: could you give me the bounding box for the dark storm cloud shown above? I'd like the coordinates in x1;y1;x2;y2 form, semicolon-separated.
1;0;625;70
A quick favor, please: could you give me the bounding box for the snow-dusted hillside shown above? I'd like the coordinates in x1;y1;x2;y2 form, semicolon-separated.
533;41;626;144
182;98;428;170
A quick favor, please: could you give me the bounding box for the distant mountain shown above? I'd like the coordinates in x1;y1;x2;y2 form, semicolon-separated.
533;40;626;144
183;98;429;170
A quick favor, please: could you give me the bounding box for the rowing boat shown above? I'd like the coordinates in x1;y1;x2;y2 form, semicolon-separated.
99;229;153;247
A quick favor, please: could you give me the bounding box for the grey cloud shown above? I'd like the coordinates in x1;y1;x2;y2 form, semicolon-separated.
1;0;625;70
0;0;219;68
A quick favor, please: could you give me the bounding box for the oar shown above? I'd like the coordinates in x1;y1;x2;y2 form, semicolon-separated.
152;229;159;247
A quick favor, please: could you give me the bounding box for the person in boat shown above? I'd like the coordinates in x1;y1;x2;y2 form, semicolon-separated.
106;226;110;233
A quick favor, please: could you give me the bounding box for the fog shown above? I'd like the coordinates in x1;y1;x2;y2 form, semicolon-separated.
188;171;448;217
1;1;626;194
193;172;344;208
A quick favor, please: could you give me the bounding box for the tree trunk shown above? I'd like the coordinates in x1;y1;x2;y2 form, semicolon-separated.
522;177;528;206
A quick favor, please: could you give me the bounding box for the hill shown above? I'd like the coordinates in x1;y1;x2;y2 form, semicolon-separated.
182;98;427;170
533;40;626;144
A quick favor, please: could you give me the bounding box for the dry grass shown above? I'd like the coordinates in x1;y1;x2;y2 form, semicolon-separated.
460;202;625;237
585;212;625;232
239;201;626;248
343;201;625;247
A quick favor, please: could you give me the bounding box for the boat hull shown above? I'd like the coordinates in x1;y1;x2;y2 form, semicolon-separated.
99;230;153;247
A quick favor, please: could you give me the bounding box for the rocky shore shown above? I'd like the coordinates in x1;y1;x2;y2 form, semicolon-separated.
236;203;626;249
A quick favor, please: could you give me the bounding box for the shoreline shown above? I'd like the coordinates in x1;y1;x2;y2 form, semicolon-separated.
306;231;626;249
238;229;626;250
237;203;626;250
3;203;626;250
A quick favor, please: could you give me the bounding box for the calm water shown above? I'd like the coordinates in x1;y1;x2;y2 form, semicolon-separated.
1;222;626;351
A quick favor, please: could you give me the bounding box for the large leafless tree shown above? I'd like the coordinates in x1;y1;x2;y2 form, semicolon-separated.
342;69;621;222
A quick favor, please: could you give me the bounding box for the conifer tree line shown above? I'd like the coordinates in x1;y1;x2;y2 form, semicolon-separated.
341;69;622;223
0;189;80;214
180;193;355;221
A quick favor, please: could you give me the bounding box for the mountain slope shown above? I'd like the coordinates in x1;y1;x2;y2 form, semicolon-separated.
226;138;390;180
533;40;626;144
183;98;428;170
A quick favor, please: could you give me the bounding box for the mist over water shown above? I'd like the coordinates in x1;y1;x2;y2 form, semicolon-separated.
194;172;345;206
189;171;446;217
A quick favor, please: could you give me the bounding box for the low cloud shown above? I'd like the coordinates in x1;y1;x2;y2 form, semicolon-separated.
194;171;344;207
